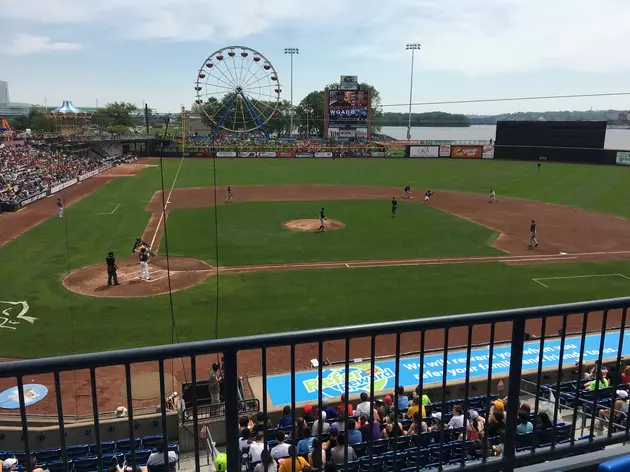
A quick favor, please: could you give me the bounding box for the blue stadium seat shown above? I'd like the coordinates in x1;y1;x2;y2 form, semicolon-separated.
73;456;100;472
142;434;164;450
352;442;368;457
148;465;170;472
117;438;142;452
359;455;384;472
370;439;389;455
66;444;91;458
338;460;360;472
516;432;535;449
103;452;125;466
98;441;117;454
126;449;153;466
44;460;74;472
36;448;61;463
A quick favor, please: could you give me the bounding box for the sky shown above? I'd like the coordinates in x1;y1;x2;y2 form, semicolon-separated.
1;0;630;116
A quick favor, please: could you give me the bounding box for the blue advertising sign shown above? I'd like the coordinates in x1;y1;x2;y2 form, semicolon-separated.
0;384;48;409
265;331;629;406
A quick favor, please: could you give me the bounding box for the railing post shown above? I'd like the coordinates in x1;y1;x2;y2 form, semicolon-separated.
223;348;240;472
504;318;526;472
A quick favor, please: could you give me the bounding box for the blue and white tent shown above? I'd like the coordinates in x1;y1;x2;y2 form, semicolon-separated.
52;101;82;114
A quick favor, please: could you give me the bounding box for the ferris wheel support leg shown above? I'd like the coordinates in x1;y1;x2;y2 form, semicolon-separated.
240;92;271;141
212;95;238;140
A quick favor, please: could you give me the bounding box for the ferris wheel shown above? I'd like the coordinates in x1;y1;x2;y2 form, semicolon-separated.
194;46;281;140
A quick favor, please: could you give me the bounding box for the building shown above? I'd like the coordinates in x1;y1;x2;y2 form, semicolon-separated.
0;80;31;117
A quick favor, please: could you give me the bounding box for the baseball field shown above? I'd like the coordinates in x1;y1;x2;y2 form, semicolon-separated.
2;157;630;362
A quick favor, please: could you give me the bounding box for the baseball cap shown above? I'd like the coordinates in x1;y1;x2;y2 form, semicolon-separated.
303;405;312;414
617;390;629;399
492;400;505;410
3;458;18;470
431;412;442;420
470;410;479;419
384;395;392;405
330;425;339;436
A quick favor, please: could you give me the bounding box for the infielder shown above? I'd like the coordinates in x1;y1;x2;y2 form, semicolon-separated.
489;188;497;203
57;198;63;218
318;207;327;232
391;197;398;218
139;247;150;280
401;185;413;199
423;190;435;203
226;186;233;203
529;220;539;248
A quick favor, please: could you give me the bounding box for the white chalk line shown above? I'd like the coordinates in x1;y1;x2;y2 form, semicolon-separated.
149;156;186;250
533;273;630;289
110;204;121;214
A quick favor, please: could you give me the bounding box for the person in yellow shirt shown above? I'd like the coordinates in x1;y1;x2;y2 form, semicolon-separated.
406;395;427;419
278;446;308;472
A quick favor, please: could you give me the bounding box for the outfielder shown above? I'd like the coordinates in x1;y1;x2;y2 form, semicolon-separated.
57;198;63;218
139;247;150;280
226;186;233;203
423;190;435;203
318;207;327;232
529;220;539;248
489;188;497;203
391;197;398;217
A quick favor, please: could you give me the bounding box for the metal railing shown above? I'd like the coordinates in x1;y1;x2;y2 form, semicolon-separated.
1;297;630;472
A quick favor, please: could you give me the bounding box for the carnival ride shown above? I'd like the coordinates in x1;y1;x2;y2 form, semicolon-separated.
194;46;280;140
47;101;92;135
0;116;11;133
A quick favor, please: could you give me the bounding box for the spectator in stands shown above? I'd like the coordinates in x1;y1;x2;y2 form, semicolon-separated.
359;414;381;442
486;410;506;438
406;411;428;435
279;406;293;428
249;431;266;462
535;411;553;432
209;363;221;404
296;427;314;454
278;446;308;472
585;368;609;391
327;425;339;448
330;434;357;465
30;456;44;472
382;412;405;439
240;415;254;431
397;386;409;410
621;365;630;385
302;405;314;423
272;431;291;459
520;402;532;415
2;458;18;471
598;389;630;425
378;395;393;421
517;410;533;434
253;412;273;434
466;411;482;441
291;417;307;440
313;411;330;435
320;399;338;420
354;392;372;418
240;428;252;451
254;450;277;472
337;393;353;416
346;419;362;444
146;441;178;471
494;430;506;456
414;386;431;406
330;411;345;433
308;438;326;468
406;395;425;420
447;405;465;429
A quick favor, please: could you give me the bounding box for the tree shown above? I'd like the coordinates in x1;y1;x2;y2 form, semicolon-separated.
101;102;137;127
295;91;325;137
105;124;131;135
28;108;55;132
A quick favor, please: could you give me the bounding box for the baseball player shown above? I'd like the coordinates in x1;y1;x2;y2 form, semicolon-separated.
57;198;63;218
226;186;233;203
139;247;150;280
132;236;155;256
105;251;120;286
318;207;327;232
401;185;413;199
391;197;398;217
529;220;539;248
423;190;434;203
537;162;542;172
489;188;497;203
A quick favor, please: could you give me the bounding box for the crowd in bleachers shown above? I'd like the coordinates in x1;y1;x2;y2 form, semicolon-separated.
0;144;106;204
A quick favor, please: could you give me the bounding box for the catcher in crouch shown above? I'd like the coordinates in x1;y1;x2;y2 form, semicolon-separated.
132;236;156;256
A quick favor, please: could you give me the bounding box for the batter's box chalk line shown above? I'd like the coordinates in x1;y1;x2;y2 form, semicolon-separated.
532;273;630;288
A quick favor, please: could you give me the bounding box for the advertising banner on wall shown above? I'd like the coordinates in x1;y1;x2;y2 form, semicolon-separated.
238;152;257;157
78;169;101;181
482;145;495;159
216;151;237;157
371;152;386;157
451;146;482;159
296;153;314;158
276;152;295;158
315;152;333;158
616;151;630;166
439;145;451;157
409;146;440;158
20;191;48;208
257;152;276;158
50;178;78;194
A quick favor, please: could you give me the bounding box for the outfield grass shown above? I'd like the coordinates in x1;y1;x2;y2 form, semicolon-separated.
2;158;630;359
165;200;503;265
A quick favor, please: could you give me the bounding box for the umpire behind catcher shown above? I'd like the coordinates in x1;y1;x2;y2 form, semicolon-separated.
106;251;120;286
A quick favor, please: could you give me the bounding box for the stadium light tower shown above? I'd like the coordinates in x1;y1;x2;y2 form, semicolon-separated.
405;43;421;141
284;47;299;136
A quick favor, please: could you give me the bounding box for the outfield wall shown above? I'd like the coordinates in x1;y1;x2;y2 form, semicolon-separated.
493;145;621;165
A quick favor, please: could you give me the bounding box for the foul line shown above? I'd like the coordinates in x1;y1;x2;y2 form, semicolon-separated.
110;204;120;214
149;156;186;250
533;273;630;288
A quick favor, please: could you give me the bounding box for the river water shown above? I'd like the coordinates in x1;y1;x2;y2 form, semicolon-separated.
380;125;630;150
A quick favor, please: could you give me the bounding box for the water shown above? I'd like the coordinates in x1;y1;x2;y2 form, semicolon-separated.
380;125;630;150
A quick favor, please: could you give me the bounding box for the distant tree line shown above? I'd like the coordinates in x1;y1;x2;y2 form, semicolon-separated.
376;111;470;127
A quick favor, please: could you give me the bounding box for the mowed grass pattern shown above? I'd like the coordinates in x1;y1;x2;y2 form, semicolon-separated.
0;158;630;358
164;200;503;265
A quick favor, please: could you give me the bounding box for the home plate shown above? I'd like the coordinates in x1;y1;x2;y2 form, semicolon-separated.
559;252;568;255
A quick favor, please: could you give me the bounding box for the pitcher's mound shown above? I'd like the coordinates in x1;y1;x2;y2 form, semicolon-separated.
283;219;345;232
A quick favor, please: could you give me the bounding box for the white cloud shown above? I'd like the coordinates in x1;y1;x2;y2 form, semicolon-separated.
6;34;82;56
